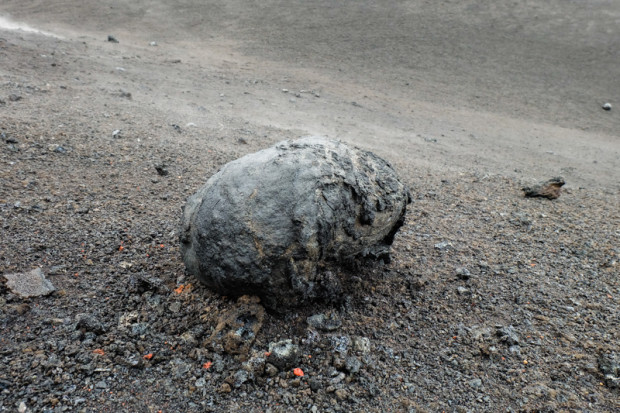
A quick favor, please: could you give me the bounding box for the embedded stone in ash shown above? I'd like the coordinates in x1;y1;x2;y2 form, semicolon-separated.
207;295;265;356
523;177;565;200
267;339;300;370
3;268;55;298
181;137;410;310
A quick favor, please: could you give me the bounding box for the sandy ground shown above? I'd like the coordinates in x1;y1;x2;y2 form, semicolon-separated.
1;1;619;412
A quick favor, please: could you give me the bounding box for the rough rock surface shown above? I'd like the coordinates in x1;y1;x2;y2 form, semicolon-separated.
207;295;265;356
523;177;565;200
181;137;410;309
3;268;55;298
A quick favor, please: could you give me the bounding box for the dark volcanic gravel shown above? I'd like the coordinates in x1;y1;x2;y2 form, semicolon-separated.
1;21;619;413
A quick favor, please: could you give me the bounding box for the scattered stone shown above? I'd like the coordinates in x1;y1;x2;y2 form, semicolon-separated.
496;325;520;346
457;286;469;295
181;137;410;310
130;322;148;337
170;358;192;378
9;94;22;102
207;295;265;356
330;336;351;355
334;388;348;400
332;356;345;370
309;378;322;392
47;143;67;153
267;339;300;369
352;336;371;354
434;241;452;250
523;177;565;200
307;313;342;331
212;354;225;373
2;133;16;144
598;352;619;388
468;378;483;388
242;354;266;376
345;356;362;374
75;313;105;335
233;369;252;388
127;273;167;294
14;303;30;315
217;383;232;393
455;267;471;280
155;164;169;176
119;90;132;99
169;301;181;313
115;354;144;368
3;268;55;298
149;41;158;46
107;35;119;43
602;102;612;111
112;129;122;139
171;124;182;133
264;363;278;377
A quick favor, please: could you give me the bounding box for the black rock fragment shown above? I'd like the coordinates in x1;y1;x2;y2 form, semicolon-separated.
128;273;167;294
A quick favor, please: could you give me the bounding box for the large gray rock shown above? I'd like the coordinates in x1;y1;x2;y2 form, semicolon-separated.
180;137;410;310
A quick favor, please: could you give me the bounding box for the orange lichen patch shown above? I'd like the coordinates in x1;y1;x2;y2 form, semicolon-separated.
92;349;105;356
203;361;213;369
174;285;185;294
143;353;154;360
293;368;304;377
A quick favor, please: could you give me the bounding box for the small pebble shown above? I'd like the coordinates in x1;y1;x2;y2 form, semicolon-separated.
602;102;612;111
469;378;482;388
334;388;348;400
218;383;232;393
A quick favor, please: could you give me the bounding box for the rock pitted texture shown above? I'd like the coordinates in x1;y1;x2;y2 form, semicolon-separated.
3;268;55;298
523;177;565;200
181;137;410;310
